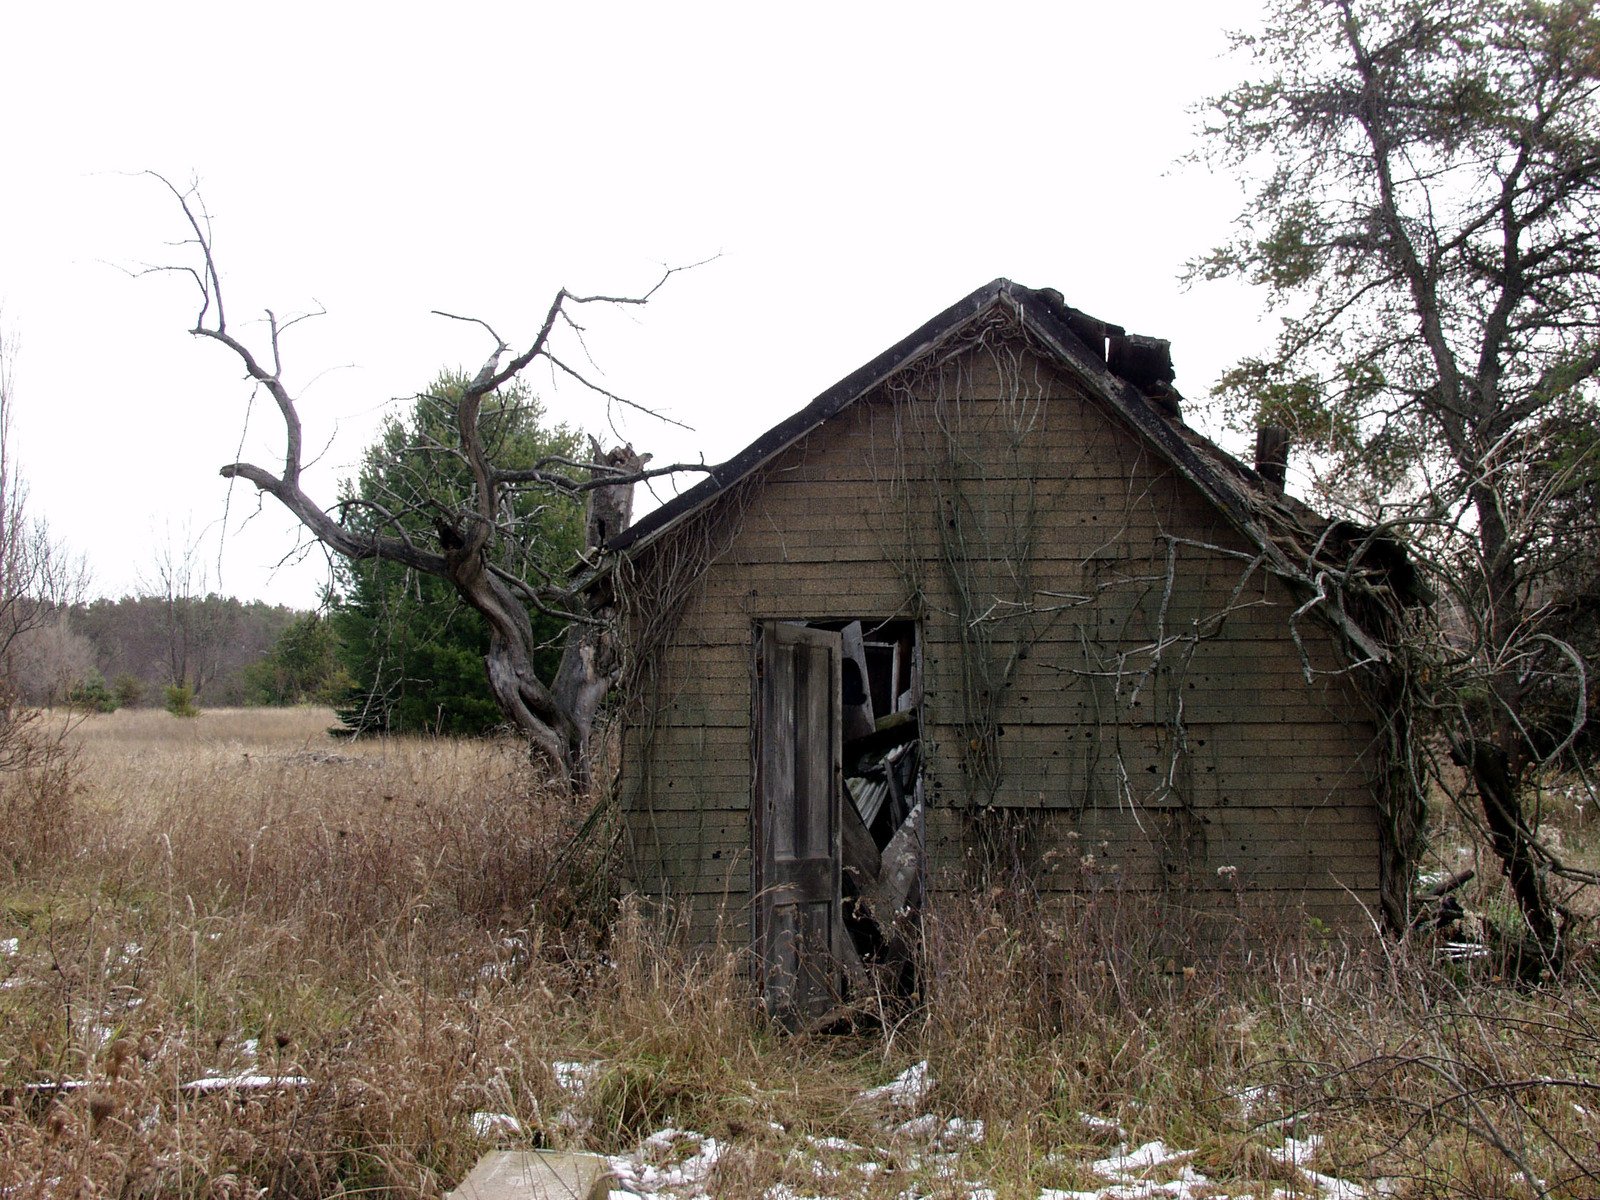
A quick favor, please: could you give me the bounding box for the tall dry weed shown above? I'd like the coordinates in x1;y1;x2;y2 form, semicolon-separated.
3;709;1597;1198
0;708;631;1197
0;700;80;878
910;889;1599;1197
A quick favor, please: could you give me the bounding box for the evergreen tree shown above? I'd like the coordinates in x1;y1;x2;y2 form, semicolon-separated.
242;611;349;706
332;372;585;736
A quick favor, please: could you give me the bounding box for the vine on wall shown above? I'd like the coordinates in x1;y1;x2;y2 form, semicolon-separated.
609;312;1424;927
611;478;761;899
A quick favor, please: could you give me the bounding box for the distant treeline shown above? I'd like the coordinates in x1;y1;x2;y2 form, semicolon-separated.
71;595;300;707
4;595;301;708
9;586;523;733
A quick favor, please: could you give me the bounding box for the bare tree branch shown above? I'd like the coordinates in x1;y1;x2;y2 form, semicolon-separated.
153;180;706;783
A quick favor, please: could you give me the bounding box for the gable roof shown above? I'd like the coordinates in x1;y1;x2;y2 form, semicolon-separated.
611;278;1418;659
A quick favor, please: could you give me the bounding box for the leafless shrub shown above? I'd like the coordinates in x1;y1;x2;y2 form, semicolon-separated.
1248;942;1600;1199
0;327;87;876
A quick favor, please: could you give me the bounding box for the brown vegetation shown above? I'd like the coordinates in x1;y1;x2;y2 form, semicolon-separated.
0;710;1595;1197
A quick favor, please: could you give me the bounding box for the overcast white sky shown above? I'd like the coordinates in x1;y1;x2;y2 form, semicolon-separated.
1;0;1275;610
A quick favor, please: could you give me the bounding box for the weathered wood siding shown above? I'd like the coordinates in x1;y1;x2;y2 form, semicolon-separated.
621;331;1381;944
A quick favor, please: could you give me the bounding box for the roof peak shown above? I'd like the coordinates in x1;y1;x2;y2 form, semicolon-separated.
609;278;1184;554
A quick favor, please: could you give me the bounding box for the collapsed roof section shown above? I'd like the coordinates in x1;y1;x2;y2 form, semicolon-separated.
609;278;1422;657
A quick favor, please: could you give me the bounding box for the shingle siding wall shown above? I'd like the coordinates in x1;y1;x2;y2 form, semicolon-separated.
621;337;1381;943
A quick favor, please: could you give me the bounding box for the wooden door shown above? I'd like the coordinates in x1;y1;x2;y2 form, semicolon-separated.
755;622;844;1023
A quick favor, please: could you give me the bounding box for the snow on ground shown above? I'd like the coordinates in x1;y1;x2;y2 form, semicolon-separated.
554;1059;602;1098
470;1111;525;1138
856;1060;933;1110
606;1128;725;1196
1077;1112;1126;1138
583;1060;1368;1200
179;1073;313;1092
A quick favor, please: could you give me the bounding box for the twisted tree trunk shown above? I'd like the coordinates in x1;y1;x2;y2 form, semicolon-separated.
446;443;648;786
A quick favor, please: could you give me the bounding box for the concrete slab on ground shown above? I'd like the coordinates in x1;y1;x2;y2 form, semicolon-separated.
446;1150;616;1200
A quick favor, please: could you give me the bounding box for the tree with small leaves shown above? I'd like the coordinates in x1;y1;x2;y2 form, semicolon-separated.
1196;0;1600;958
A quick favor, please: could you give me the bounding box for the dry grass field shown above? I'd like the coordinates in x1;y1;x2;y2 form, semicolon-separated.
0;707;1596;1198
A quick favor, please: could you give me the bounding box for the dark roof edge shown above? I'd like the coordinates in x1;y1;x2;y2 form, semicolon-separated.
1007;286;1259;534
605;280;1408;658
608;278;1025;554
606;276;1409;660
610;276;1256;559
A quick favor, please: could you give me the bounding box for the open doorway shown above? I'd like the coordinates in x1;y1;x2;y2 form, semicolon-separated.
753;618;923;1025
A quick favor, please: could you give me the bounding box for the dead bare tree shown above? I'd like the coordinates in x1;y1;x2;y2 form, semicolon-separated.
137;525;238;701
0;325;88;778
0;331;87;687
150;175;708;784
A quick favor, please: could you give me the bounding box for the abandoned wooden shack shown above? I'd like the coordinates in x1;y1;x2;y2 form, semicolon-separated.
607;279;1422;1019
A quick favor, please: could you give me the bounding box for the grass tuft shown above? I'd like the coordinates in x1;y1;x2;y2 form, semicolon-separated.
0;708;1595;1197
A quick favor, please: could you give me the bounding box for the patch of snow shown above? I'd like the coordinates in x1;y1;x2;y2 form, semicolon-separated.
1045;1148;1222;1200
554;1059;601;1097
1160;1165;1220;1198
804;1134;862;1152
1;936;18;955
610;1192;646;1200
942;1117;985;1146
1078;1112;1126;1137
1302;1169;1366;1198
469;1110;523;1138
797;1155;837;1182
1268;1134;1322;1168
240;1038;259;1058
1044;1170;1217;1200
640;1127;685;1152
860;1060;933;1110
906;1149;963;1180
669;1135;721;1187
894;1115;984;1149
180;1073;313;1092
1236;1086;1269;1119
893;1113;943;1140
1236;1085;1299;1133
1268;1136;1369;1199
0;976;27;990
608;1128;723;1196
1091;1140;1195;1180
